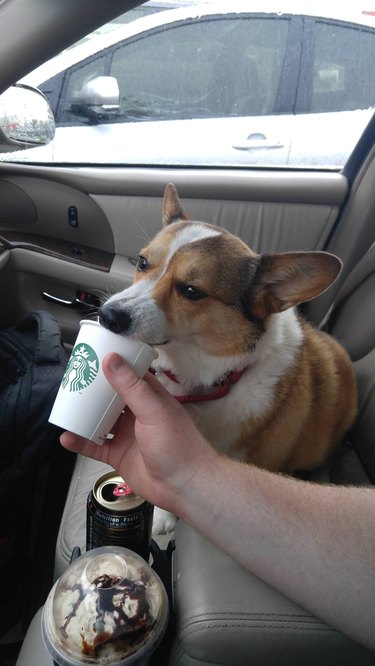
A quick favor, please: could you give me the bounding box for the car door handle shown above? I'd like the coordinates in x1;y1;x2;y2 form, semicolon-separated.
232;133;284;150
42;290;101;310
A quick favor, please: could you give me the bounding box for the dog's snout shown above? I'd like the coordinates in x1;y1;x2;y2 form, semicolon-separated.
98;305;132;334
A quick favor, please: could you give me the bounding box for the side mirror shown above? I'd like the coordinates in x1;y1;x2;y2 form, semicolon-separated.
0;84;55;152
71;75;120;123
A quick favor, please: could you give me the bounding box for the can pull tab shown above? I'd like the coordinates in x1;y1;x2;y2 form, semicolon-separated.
113;483;133;497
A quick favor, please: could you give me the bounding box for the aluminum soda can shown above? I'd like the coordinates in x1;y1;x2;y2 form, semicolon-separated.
86;471;154;561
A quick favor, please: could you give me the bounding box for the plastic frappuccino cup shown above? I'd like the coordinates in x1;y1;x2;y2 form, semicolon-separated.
49;320;157;445
42;546;168;665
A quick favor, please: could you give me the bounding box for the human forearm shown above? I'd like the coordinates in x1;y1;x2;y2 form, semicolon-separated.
176;454;375;651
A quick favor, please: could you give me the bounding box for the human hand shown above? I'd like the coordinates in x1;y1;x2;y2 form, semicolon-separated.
60;352;214;513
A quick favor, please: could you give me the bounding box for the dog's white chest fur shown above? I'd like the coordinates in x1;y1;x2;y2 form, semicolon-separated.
153;309;303;459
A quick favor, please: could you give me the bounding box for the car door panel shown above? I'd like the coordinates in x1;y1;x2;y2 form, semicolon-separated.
13;116;294;166
289;110;375;168
0;175;114;251
0;250;133;343
0;163;348;342
90;192;341;256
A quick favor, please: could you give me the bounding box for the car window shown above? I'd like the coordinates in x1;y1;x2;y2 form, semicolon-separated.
1;3;374;169
109;17;289;121
311;20;375;113
57;55;107;124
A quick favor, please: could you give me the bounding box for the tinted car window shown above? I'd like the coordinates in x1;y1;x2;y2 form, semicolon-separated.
109;17;289;121
56;55;107;124
311;20;375;113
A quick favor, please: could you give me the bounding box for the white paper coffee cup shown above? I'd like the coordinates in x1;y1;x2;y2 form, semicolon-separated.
49;320;157;445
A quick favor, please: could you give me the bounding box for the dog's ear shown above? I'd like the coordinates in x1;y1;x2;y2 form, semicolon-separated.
251;251;342;318
162;183;190;226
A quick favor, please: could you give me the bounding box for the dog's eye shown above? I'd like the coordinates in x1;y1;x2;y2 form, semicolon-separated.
137;255;148;272
178;283;206;301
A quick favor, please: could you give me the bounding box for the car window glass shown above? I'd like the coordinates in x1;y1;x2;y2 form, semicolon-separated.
311;20;375;113
1;6;374;169
109;16;289;120
56;55;107;124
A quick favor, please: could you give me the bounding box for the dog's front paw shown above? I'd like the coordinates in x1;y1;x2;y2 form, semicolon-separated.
152;507;178;536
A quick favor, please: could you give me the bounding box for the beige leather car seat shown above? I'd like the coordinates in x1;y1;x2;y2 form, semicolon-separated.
306;148;375;327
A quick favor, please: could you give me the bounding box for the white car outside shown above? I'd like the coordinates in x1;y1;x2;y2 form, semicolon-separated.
3;0;375;168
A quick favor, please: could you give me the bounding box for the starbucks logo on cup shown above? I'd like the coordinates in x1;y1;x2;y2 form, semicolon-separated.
61;343;99;393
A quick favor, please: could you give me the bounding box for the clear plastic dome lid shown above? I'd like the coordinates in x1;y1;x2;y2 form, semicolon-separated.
42;546;168;666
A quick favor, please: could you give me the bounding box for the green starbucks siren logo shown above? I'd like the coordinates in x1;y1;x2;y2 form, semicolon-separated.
61;343;99;393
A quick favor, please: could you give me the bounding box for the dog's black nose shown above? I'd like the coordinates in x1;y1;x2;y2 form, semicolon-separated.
98;305;132;334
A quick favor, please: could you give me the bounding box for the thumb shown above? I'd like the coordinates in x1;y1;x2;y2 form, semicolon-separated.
102;352;175;424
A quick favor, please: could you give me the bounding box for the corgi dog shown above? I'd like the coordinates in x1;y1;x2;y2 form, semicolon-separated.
98;183;357;534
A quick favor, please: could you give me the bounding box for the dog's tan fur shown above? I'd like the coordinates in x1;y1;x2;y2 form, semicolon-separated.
234;326;357;472
100;184;357;477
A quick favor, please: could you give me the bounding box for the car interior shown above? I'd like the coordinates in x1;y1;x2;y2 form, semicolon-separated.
0;1;374;665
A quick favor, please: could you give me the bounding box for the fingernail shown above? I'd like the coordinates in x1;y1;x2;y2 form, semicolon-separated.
108;354;124;373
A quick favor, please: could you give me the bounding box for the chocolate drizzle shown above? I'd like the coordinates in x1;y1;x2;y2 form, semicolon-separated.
60;570;157;658
61;583;85;639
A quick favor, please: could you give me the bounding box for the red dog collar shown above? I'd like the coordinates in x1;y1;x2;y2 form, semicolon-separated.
151;367;248;404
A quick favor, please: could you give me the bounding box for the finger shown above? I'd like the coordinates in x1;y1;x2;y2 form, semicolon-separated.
60;430;109;462
102;353;179;425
